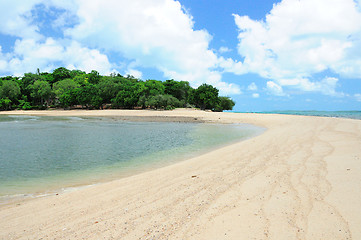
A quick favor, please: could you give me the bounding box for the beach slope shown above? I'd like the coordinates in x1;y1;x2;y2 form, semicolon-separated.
0;109;360;239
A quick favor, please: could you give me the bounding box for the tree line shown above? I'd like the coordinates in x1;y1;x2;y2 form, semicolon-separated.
0;67;235;111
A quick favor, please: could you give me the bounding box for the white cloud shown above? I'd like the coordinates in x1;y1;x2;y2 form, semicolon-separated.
0;0;76;39
0;0;241;95
63;41;115;74
0;0;113;75
317;77;342;96
232;0;361;96
252;93;260;98
0;38;114;76
247;82;258;91
0;47;7;70
219;46;232;53
277;76;344;97
355;93;361;101
214;81;242;95
218;57;246;75
63;0;239;94
266;81;287;96
0;0;43;40
126;69;143;79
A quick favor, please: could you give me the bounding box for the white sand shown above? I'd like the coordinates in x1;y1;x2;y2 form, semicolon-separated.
0;109;360;239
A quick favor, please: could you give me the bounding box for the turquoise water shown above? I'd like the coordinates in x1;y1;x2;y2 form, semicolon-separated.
256;110;361;120
0;115;263;199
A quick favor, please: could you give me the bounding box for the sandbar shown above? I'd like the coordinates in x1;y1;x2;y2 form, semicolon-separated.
0;109;360;239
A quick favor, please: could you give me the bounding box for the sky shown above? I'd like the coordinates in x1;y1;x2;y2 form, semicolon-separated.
0;0;361;112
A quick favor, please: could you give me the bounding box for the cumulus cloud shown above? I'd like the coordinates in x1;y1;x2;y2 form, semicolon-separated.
218;57;246;75
313;77;343;96
277;76;345;96
0;38;114;76
247;82;258;91
266;81;287;96
219;46;232;54
0;0;113;75
232;0;361;96
63;0;238;94
0;0;240;95
126;69;143;79
213;81;242;95
0;0;43;39
63;41;115;74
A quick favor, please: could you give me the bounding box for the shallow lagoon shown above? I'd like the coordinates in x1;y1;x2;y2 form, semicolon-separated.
0;115;263;199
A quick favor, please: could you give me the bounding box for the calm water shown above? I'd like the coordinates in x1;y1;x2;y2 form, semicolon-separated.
259;110;361;120
0;115;263;199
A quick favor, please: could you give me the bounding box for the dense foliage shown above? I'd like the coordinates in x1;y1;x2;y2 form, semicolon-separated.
0;67;235;111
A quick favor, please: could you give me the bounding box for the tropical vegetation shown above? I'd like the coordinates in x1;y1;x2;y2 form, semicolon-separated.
0;67;235;111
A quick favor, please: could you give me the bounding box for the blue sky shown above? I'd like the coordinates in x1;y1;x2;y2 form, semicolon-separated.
0;0;361;111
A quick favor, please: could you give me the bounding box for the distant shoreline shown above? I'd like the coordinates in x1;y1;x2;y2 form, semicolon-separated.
0;109;234;125
254;110;361;120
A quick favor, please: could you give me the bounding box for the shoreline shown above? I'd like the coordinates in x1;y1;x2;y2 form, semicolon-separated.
0;121;266;206
2;108;360;121
250;110;361;121
1;109;360;239
0;120;263;206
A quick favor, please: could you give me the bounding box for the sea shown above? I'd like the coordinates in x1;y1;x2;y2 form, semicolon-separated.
0;115;264;202
256;110;361;120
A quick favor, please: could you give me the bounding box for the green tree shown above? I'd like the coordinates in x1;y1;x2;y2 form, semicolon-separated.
215;96;235;112
52;67;71;83
53;79;80;98
87;70;101;84
69;70;86;78
125;75;139;82
39;72;54;84
146;94;181;110
143;80;165;97
58;89;79;108
97;77;120;103
73;74;89;86
30;81;52;107
90;95;103;109
19;73;40;100
137;95;147;109
18;99;32;110
191;84;220;110
0;76;19;83
0;98;12;110
76;84;100;109
0;80;21;101
112;81;146;109
0;67;236;111
163;79;191;102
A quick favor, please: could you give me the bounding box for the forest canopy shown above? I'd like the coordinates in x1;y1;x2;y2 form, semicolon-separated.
0;67;235;112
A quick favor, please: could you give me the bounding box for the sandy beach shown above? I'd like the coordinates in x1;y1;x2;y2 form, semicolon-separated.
0;109;360;240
